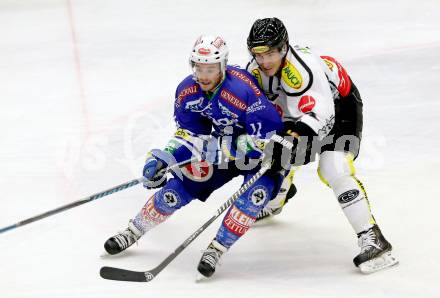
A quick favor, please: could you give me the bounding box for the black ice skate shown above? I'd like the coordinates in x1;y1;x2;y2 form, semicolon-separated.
255;183;297;221
104;220;143;255
353;225;398;274
197;239;227;279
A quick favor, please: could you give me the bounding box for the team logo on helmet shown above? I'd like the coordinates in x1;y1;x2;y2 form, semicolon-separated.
198;48;211;55
212;37;225;49
181;160;213;182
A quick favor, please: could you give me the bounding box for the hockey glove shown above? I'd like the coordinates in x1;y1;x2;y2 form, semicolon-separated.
262;134;297;176
142;149;175;189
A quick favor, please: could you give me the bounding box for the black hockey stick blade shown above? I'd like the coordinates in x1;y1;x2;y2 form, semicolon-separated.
100;266;155;282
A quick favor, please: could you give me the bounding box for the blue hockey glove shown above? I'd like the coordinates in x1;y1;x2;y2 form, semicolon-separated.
142;149;175;189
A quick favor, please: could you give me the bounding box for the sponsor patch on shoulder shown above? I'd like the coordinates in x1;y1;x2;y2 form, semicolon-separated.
281;60;303;89
298;95;316;113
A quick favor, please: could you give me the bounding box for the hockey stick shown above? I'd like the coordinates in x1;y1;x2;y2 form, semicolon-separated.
0;158;195;234
99;160;272;282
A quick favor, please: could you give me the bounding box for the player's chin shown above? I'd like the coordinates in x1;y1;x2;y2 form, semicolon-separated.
199;82;213;91
266;69;278;77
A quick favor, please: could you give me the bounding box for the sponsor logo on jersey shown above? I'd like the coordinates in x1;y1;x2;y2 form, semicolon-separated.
281;60;303;90
251;69;263;88
219;101;239;118
248;186;268;206
338;189;360;204
220;89;247;111
185;96;204;111
176;85;198;107
198;47;211;55
141;197;170;224
320;55;352;97
298;95;316;113
323;58;335;71
246;98;266;113
223;205;256;236
227;69;262;96
181;160;213;182
174;128;192;142
318;115;335;138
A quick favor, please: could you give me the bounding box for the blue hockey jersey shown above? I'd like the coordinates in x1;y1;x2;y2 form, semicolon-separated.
164;65;283;163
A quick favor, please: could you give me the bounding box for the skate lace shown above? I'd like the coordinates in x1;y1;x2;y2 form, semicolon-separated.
256;208;272;220
201;247;223;269
114;229;139;250
358;229;381;253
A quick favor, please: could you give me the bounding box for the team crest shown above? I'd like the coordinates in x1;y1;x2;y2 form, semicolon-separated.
248;186;268;206
163;190;180;208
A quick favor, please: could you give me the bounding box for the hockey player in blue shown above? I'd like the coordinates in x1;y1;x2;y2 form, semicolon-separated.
103;35;294;279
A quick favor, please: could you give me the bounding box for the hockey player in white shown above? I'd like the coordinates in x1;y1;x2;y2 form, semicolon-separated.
246;17;398;274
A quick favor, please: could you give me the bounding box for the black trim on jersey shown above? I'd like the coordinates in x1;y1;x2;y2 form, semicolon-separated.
307;112;319;121
280;45;314;97
269;76;275;94
245;59;254;72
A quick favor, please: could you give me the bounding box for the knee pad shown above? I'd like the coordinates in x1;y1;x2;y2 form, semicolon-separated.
154;178;194;214
318;151;355;187
234;175;275;217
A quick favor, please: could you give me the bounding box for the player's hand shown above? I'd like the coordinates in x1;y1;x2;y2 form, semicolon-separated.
262;134;297;176
142;149;174;189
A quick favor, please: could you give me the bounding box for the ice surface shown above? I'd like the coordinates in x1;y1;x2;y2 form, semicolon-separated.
1;0;440;297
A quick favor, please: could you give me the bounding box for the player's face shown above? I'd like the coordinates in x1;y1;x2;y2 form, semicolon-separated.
254;49;283;77
193;63;222;92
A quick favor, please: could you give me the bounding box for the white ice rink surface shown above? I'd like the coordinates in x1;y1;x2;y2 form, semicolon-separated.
1;0;440;297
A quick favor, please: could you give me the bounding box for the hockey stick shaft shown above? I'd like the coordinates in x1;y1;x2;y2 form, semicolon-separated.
0;158;195;234
100;161;272;282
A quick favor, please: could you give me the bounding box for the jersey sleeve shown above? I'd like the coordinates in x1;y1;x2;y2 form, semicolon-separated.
320;55;352;97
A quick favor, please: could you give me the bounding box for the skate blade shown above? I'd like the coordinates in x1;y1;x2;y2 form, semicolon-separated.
100;251;110;258
359;251;399;274
195;273;209;283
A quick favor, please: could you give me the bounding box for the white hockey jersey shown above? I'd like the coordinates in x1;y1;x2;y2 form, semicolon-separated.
246;45;352;139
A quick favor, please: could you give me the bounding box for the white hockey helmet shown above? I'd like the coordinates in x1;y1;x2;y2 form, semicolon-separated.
190;35;229;75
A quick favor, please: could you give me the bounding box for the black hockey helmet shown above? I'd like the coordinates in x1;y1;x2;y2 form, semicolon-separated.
247;17;289;54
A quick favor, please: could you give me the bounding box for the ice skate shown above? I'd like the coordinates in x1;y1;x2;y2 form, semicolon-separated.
255;183;296;221
354;225;398;274
104;220;143;255
197;239;227;279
